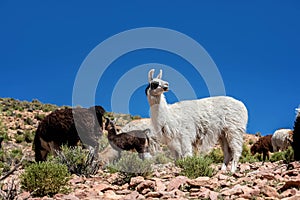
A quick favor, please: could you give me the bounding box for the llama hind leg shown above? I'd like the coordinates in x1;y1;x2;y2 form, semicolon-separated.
219;136;232;171
226;129;243;173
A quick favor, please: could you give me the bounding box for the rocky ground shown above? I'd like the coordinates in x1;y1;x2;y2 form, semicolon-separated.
0;98;300;200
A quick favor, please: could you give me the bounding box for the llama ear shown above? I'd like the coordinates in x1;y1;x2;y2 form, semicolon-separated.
156;69;162;79
144;129;150;135
148;69;155;82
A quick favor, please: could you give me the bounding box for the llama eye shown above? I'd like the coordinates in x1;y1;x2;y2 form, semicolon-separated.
150;82;159;89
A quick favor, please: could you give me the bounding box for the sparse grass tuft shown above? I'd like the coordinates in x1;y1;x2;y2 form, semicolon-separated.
270;146;294;163
20;162;70;197
239;144;259;163
107;151;153;183
175;155;216;178
206;148;224;163
48;145;100;177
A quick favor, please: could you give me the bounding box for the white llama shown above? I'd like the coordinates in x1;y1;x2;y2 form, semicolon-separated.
146;69;248;172
271;129;293;152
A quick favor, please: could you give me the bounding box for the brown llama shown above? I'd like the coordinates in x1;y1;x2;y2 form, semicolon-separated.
33;106;105;161
251;134;273;161
104;118;151;159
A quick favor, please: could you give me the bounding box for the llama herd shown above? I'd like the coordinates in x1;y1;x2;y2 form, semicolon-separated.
32;69;300;173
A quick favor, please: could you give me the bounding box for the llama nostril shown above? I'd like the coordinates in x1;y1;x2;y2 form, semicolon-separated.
163;87;169;91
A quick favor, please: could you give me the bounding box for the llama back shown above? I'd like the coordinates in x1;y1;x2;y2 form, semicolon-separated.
169;96;248;153
271;129;292;151
121;118;161;154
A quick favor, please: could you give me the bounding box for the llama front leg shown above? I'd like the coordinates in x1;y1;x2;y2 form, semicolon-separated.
180;137;193;158
167;139;183;159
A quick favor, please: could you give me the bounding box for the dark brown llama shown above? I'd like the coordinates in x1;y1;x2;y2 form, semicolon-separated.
251;134;273;161
292;109;300;161
105;118;151;159
33;106;105;161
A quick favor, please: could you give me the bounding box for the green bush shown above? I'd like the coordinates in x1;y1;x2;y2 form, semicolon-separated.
0;120;9;141
15;135;24;143
152;152;172;164
24;130;35;143
0;148;23;174
48;145;100;177
206;148;224;163
270;146;294;163
98;134;109;152
20;162;70;197
35;113;45;121
175;155;216;178
239;144;259;163
107;151;153;183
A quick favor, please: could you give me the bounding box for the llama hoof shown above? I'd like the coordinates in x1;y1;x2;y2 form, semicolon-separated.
143;152;152;159
221;164;227;171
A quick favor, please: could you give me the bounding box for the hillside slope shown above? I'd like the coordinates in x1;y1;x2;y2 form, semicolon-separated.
0;98;299;199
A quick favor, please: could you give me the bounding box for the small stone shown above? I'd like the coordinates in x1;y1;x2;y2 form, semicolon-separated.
104;190;123;200
17;192;31;200
219;174;229;180
145;191;162;198
130;176;145;187
154;178;166;192
167;176;188;191
136;180;155;193
261;185;279;198
121;191;140;200
280;188;297;198
187;177;209;187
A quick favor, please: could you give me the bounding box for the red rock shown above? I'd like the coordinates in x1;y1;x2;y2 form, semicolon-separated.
287;162;300;170
281;194;300;200
221;184;243;196
17;191;31;199
55;194;80;200
187;177;209;187
153;178;166;192
104;190;123;200
121;191;140;200
209;191;219;200
167;176;188;191
93;183;118;192
196;187;210;198
239;164;251;172
280;188;297;198
218;174;229;180
115;189;132;195
279;180;300;193
144;191;162;198
136;180;155;193
261;185;279;198
129;176;145;187
260;172;275;180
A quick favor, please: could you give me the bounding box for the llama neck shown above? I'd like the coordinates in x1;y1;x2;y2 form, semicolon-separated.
148;93;170;128
107;126;117;138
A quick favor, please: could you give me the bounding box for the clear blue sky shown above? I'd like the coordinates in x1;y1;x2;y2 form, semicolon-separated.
1;1;300;135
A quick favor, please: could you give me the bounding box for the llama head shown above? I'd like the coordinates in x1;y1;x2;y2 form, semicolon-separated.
296;107;300;118
250;144;257;155
145;69;169;96
104;117;116;131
